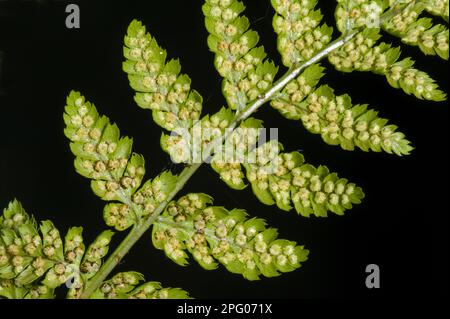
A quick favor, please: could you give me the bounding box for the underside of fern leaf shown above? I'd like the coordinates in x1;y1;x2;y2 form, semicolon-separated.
91;272;190;299
1;0;447;299
64;91;178;232
331;0;447;101
152;193;309;280
270;66;414;155
0;200;187;299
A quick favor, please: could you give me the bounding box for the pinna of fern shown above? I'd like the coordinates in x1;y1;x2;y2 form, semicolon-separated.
330;0;447;101
270;64;414;155
210;136;365;217
153;193;309;280
381;0;449;59
0;200;187;299
64;91;180;232
203;0;280;112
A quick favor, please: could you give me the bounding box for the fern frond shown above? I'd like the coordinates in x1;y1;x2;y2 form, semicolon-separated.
0;280;47;299
0;200;188;299
78;231;113;281
123;20;203;131
91;272;190;299
328;28;447;101
247;141;365;216
0;200;111;299
271;64;413;155
64;92;179;231
330;1;447;101
211;139;364;216
64;91;145;230
271;0;333;67
152;193;309;280
65;229;115;299
423;0;449;22
382;1;449;60
203;0;279;111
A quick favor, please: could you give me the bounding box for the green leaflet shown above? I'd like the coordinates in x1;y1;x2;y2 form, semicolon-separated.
389;0;449;23
125;170;179;219
271;0;333;67
79;231;114;281
65;92;178;231
272;67;413;155
423;0;449;22
65;91;144;230
207;119;365;216
123;20;203;131
203;0;279;111
0;200;185;300
152;193;309;280
210;117;263;189
244;140;365;217
64;227;86;299
0;200;112;299
382;2;449;60
330;10;447;101
91;272;190;299
0;280;53;299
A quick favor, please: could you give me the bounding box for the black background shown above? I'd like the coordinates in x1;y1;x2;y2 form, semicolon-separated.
0;0;448;299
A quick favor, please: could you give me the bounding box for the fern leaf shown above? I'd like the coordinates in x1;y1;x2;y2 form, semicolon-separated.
381;2;449;60
330;1;447;101
91;272;189;299
0;200;186;299
64;92;179;231
152;193;309;280
246;141;365;216
0;200;111;299
271;65;413;155
78;231;114;282
125;170;179;220
423;0;449;22
123;20;203;131
64;91;146;230
271;0;333;67
203;0;279;111
211;138;365;216
328;28;447;101
0;280;48;299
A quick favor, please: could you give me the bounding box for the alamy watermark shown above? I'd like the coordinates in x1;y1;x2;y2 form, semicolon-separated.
65;4;80;29
365;264;381;289
166;125;281;167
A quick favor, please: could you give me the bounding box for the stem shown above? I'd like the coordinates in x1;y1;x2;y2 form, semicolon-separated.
80;4;407;298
